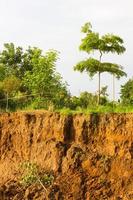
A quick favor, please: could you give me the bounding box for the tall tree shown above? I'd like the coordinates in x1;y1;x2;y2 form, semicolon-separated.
74;22;126;104
23;49;68;108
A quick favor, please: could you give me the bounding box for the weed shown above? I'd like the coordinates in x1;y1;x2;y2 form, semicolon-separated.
19;161;54;200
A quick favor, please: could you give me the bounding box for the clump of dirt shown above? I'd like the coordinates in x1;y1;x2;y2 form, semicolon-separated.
0;111;133;199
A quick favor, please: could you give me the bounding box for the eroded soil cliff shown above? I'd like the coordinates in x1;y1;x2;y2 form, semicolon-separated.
0;111;133;199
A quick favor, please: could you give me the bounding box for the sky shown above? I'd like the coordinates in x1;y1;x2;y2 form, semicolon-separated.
0;0;133;99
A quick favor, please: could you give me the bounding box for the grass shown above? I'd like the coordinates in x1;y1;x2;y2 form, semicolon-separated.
1;104;133;114
56;105;133;115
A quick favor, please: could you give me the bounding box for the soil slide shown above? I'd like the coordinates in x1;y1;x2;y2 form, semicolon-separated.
0;111;133;199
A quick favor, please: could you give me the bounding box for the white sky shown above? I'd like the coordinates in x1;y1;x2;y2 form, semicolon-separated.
0;0;133;99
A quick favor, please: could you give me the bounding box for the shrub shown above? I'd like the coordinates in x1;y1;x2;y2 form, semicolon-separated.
19;161;54;187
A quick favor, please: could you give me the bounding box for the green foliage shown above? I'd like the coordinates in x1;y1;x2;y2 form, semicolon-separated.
1;75;21;96
69;96;82;110
0;40;129;112
100;62;126;78
23;49;69;108
58;104;133;114
79;91;97;108
101;34;125;54
74;21;126;104
74;58;100;77
20;161;54;187
80;32;100;53
0;75;21;111
41;174;54;186
20;162;38;186
57;108;73;115
23;50;58;95
0;43;24;78
0;43;70;111
74;58;126;78
81;22;92;33
68;90;109;110
80;24;125;54
0;64;6;81
120;78;133;105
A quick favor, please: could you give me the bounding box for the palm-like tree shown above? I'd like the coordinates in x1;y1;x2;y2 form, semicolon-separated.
74;22;126;104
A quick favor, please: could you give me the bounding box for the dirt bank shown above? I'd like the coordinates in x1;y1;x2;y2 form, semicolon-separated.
0;111;133;199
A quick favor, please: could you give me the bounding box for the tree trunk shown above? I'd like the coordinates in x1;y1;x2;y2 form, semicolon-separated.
6;93;8;112
97;51;102;105
113;74;115;104
98;72;101;105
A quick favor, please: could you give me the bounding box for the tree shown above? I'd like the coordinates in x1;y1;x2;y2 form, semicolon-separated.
74;22;126;104
0;44;70;110
120;79;133;105
0;43;24;78
0;43;39;79
23;49;68;108
0;75;21;110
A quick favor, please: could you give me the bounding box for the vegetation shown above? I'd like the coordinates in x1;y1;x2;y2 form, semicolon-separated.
120;78;133;105
0;22;132;113
19;161;54;199
0;43;69;111
74;22;126;104
20;162;54;186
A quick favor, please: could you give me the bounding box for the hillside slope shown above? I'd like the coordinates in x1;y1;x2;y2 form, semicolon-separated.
0;111;133;199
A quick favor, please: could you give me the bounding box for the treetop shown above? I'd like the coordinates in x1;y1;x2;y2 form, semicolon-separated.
80;22;126;55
